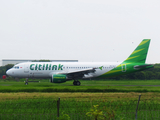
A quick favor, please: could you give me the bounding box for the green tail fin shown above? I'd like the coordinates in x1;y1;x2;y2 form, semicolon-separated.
123;39;151;63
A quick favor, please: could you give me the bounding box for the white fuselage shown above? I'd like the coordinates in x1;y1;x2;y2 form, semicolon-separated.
6;62;121;79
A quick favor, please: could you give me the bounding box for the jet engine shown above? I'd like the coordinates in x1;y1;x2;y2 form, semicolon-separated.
51;74;67;83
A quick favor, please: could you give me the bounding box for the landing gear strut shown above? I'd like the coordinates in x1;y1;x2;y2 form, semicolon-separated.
25;78;28;85
73;80;81;86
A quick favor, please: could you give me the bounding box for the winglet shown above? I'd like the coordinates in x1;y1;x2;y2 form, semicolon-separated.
123;39;151;63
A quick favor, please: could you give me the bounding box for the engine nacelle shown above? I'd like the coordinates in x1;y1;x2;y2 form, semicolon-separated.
51;74;67;83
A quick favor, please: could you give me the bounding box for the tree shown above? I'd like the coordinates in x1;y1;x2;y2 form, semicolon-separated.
32;60;51;62
5;64;14;71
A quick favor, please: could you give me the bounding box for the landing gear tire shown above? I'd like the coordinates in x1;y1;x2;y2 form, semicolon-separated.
73;81;77;85
25;78;28;85
73;80;81;86
76;81;81;86
25;82;28;85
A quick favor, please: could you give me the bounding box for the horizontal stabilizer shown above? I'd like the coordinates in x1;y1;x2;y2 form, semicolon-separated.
134;64;154;70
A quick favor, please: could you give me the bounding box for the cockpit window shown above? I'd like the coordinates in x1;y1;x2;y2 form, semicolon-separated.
13;66;19;69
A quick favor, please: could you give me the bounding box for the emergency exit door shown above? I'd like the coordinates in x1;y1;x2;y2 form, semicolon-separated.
121;64;126;72
24;64;29;73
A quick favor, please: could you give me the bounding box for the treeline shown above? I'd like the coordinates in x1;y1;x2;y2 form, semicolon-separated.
0;64;160;80
0;64;14;78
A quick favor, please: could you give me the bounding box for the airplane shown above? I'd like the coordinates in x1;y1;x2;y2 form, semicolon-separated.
6;39;153;85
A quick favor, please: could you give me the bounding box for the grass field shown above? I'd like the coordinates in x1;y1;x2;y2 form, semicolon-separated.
1;79;160;92
1;79;160;119
0;93;160;120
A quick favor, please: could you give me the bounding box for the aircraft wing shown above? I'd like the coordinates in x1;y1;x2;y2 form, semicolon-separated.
57;68;96;79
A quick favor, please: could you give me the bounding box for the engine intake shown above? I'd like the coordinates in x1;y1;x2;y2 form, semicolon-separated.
51;74;67;83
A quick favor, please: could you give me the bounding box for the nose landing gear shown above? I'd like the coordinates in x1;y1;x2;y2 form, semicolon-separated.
25;78;28;85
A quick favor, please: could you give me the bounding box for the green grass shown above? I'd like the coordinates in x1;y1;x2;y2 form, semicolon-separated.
0;79;160;92
0;97;160;120
1;79;160;119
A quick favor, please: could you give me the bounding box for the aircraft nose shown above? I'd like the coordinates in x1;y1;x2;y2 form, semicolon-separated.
6;69;12;76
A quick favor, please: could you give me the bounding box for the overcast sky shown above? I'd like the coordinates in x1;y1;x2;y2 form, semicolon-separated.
0;0;160;64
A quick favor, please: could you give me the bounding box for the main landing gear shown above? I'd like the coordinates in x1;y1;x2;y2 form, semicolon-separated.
73;80;81;86
25;78;28;85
